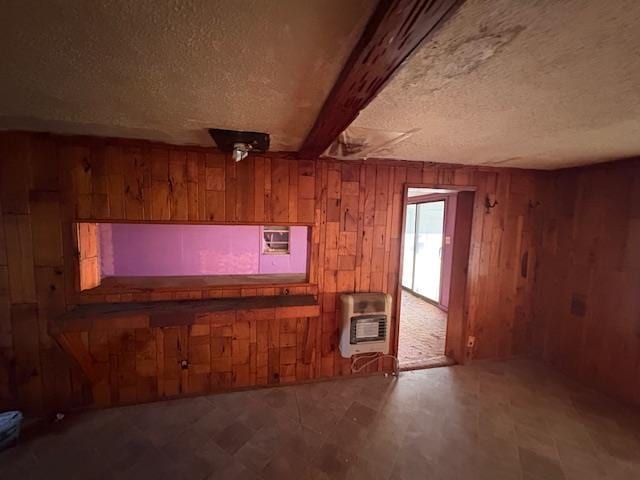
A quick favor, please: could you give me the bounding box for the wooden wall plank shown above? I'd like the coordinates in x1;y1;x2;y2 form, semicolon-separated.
11;304;42;413
29;134;59;193
4;214;36;303
0;266;12;403
224;156;237;221
169;150;188;221
89;146;110;219
77;223;100;291
235;155;255;222
105;145;125;219
150;148;171;220
204;153;225;222
271;159;290;223
30;191;63;267
254;156;266;223
123;147;145;220
186;151;204;221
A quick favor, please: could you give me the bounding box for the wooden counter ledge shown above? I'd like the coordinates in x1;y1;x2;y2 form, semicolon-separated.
52;294;319;333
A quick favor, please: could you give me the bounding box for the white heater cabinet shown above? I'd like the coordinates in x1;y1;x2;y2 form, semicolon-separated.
339;293;392;358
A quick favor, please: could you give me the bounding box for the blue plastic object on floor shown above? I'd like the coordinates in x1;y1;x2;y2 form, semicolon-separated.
0;411;22;451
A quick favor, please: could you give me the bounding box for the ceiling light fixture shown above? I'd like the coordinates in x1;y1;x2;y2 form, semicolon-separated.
208;128;270;163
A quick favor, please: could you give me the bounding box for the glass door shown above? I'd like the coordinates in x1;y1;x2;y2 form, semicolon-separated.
402;204;416;289
403;200;445;303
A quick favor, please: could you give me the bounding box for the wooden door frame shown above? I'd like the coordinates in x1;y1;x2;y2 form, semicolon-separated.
394;184;476;365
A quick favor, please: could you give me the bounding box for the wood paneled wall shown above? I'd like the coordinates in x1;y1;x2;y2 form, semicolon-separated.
533;158;640;406
0;131;543;414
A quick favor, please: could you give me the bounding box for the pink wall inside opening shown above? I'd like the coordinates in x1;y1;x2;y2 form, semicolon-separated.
98;224;308;277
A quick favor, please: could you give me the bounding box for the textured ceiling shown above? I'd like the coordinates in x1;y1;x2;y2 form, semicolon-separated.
354;0;640;169
0;0;375;150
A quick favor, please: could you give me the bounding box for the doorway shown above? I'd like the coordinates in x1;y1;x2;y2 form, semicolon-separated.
397;188;457;369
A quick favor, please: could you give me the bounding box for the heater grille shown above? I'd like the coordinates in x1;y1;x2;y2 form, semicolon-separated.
349;314;387;344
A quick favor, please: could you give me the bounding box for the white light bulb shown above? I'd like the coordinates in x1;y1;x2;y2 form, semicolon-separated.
232;143;251;162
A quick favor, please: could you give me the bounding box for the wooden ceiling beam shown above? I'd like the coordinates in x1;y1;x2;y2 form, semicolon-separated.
299;0;465;158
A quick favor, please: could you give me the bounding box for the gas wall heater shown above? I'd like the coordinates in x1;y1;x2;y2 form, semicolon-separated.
339;293;392;358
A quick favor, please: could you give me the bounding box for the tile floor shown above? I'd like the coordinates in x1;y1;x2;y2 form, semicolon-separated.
398;289;448;368
2;359;640;479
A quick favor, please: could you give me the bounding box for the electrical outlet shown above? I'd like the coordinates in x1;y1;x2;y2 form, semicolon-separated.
467;336;476;348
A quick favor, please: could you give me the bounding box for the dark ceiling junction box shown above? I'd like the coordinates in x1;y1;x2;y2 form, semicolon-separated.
208;128;270;152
